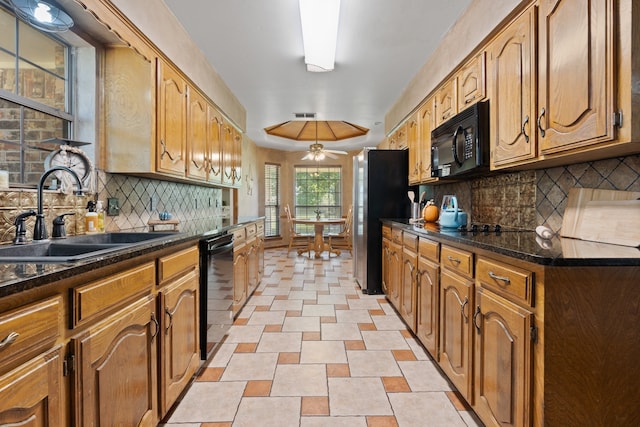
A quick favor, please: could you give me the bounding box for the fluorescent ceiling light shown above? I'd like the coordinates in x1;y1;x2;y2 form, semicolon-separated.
299;0;340;72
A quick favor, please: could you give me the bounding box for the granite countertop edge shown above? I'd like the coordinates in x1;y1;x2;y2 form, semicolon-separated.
381;219;640;267
0;217;265;299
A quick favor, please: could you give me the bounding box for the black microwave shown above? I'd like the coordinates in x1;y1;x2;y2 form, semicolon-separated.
431;100;489;178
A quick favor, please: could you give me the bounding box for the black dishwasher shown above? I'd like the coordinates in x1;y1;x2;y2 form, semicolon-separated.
199;232;234;360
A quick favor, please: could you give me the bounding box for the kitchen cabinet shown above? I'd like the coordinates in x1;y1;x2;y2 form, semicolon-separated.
386;228;403;309
207;105;224;184
257;221;265;279
187;89;209;181
388;122;407;150
246;223;259;295
537;0;614;155
232;227;248;316
381;227;391;296
157;59;188;177
407;112;421;184
487;6;537;168
71;295;159;426
474;257;534;427
415;237;440;359
157;247;200;417
435;77;458;127
400;232;418;331
438;245;474;401
0;347;64;426
417;96;437;184
458;52;486;110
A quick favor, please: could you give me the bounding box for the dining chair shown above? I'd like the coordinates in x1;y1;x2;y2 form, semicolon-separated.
283;204;312;256
328;204;353;256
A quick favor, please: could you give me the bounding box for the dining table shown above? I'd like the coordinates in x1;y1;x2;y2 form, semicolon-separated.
292;217;346;258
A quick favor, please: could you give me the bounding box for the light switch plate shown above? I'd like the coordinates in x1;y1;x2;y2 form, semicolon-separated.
107;197;120;216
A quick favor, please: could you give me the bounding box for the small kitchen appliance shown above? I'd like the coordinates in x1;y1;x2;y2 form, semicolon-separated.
438;195;468;228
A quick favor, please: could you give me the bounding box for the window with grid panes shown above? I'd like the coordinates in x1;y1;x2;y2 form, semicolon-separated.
0;5;75;186
264;163;280;237
294;165;342;234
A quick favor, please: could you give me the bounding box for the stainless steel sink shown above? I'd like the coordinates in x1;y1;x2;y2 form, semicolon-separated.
0;232;180;263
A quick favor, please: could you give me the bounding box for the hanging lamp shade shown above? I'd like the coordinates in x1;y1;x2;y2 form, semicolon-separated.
264;120;368;141
9;0;74;32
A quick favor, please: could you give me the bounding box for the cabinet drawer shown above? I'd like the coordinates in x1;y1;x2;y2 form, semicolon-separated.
382;225;392;240
391;228;403;244
256;221;264;236
419;238;439;262
403;232;418;252
72;262;155;327
245;223;257;239
0;296;61;371
476;258;533;306
158;246;199;284
232;227;245;243
441;246;473;278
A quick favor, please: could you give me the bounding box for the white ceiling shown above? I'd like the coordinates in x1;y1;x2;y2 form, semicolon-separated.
163;0;472;152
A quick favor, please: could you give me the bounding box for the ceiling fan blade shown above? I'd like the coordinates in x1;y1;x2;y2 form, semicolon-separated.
324;152;339;159
324;149;348;155
301;152;313;160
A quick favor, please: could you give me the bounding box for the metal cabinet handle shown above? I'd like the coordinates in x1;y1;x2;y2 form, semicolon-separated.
488;271;511;284
473;306;482;332
461;297;469;323
522;115;530;143
537;108;546;138
151;312;159;341
165;307;173;334
447;255;461;264
0;332;19;350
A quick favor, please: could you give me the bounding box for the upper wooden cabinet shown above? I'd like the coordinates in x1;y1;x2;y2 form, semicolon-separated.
488;6;537;168
207;106;224;184
157;59;188;177
186;89;209;181
537;0;614;154
458;53;487;110
406;112;420;184
435;77;458;127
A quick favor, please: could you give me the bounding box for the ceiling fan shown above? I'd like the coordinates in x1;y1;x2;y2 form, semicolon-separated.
301;143;347;161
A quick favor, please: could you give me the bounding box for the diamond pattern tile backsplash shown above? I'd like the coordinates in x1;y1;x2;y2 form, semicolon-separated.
0;155;638;244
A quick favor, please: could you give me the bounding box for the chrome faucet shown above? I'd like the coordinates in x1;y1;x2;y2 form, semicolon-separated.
34;166;84;241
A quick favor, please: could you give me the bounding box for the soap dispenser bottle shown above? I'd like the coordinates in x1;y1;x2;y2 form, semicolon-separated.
96;200;105;233
85;201;98;233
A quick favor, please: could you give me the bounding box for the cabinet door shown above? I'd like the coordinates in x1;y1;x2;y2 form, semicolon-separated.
395;122;408;149
232;244;248;315
400;247;417;331
473;287;532;427
439;269;473;400
0;347;63;426
435;77;458;126
72;296;158;427
458;53;486;109
207;107;224;183
381;237;391;296
232;127;243;186
387;241;402;308
418;97;436;182
159;270;200;417
221;124;234;186
416;255;439;359
187;89;208;180
488;7;537;168
158;60;187;176
538;0;615;154
247;237;259;295
407;113;420;185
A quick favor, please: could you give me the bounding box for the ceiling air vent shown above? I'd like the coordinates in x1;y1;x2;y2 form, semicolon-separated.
294;112;316;119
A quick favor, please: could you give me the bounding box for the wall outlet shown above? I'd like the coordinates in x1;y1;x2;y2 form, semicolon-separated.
107;198;120;216
150;195;157;211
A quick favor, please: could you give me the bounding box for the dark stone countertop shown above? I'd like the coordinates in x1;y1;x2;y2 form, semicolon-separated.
0;217;264;299
382;219;640;267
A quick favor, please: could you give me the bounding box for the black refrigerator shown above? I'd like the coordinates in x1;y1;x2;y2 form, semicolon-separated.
353;148;412;294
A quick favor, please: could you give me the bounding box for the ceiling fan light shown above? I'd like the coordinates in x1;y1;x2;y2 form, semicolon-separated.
299;0;340;72
9;0;74;32
316;152;325;161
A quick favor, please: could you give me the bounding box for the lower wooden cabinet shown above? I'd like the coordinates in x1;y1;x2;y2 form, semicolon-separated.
232;241;248;316
439;268;474;401
416;248;439;358
158;269;200;417
473;287;533;427
400;242;418;331
71;295;159;426
0;347;64;426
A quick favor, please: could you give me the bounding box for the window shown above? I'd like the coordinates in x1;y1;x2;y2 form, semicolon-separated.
0;6;73;186
294;165;342;234
264;163;280;237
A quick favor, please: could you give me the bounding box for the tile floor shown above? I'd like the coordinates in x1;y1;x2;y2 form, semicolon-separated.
161;248;483;427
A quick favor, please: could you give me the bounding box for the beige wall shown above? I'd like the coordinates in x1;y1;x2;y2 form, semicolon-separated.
255;147;356;247
238;136;260;221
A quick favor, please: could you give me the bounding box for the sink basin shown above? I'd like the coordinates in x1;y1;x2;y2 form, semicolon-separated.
0;232;180;263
